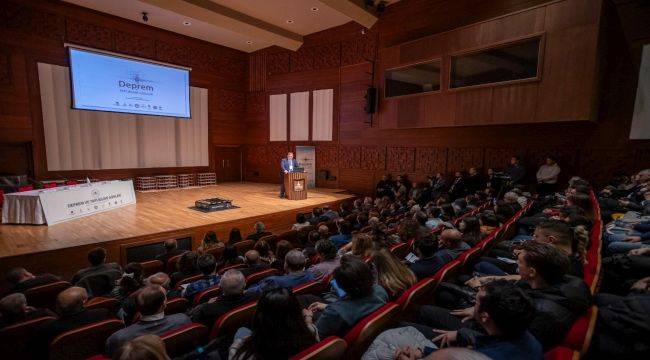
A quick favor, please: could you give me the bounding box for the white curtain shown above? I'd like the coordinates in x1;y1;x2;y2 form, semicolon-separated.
312;89;333;141
269;94;287;141
290;91;309;141
38;63;208;170
630;44;650;139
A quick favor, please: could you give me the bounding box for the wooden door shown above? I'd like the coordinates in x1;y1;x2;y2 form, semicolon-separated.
214;146;241;183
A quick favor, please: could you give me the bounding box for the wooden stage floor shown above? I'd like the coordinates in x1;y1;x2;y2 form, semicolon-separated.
0;182;354;259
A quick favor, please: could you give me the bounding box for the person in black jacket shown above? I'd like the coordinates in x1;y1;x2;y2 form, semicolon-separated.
465;167;485;195
5;267;60;295
504;156;526;185
449;171;468;200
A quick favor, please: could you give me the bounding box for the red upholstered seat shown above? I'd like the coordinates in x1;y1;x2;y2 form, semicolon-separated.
431;260;461;292
457;246;482;268
561;306;598;355
0;316;57;359
395;277;435;314
277;229;298;246
544;346;580;360
174;274;205;290
206;245;225;260
165;297;190;315
84;296;119;313
166;253;185;273
218;263;246;275
65;180;78;185
18;185;33;192
259;234;278;249
289;336;347;360
389;242;409;259
234;240;255;255
43;182;57;188
140;259;165;277
193;285;222;306
24;280;71;309
210;300;257;340
245;268;281;286
49;319;124;360
161;322;209;357
343;302;400;359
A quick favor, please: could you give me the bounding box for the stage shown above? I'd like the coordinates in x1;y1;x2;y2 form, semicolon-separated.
0;182;354;281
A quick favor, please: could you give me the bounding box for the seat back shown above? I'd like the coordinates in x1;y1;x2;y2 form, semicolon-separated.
210;300;257;340
389;242;409;260
24;280;71;309
161;323;209;357
193;285;222;306
206;245;225;260
18;185;34;192
77;273;119;298
165;297;190;315
277;230;298;246
297;226;315;245
561;306;598;355
259;234;278;249
174;274;205;290
292;279;328;296
49;319;124;360
218;263;246;275
166;254;185;273
289;336;347;360
84;296;119;313
234;240;255;255
457;246;482;268
43;182;57;188
0;316;56;359
343;303;400;359
395;278;435;314
431;260;461;292
543;346;579;360
140;260;164;277
245;268;281;286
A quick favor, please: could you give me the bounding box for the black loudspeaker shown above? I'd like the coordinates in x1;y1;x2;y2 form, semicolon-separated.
364;87;377;114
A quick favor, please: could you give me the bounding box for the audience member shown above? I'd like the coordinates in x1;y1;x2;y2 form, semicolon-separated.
169;251;201;288
459;216;482;246
219;243;245;269
307;239;340;280
505;156;526;185
110;262;144;301
292;213;311;230
240;250;271;277
253;240;273;264
229;227;243;244
154;240;185;266
71;247;122;286
113;334;170;360
198;231;224;255
371;248;417;299
270;240;294;271
5;267;60;294
537;157;561;195
409;235;442;279
182;254;221;301
0;293;56;328
246;222;272;241
246;250;314;295
106;285;191;356
330;221;353;249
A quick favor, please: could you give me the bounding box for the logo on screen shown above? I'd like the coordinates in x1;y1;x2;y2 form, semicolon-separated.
118;71;156;92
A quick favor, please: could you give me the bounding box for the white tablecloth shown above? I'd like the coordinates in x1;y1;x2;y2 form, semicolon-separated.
2;189;47;225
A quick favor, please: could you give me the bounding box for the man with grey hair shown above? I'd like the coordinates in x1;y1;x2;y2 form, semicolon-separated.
189;269;255;327
503;192;523;212
245;221;271;241
245;249;314;295
0;292;55;328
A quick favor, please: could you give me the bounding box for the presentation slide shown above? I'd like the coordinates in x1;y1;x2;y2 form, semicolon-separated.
69;47;191;118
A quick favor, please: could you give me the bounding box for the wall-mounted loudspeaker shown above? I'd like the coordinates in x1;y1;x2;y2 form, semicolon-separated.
364;87;377;114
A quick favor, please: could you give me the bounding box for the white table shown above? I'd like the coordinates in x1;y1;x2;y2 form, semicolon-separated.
2;180;136;225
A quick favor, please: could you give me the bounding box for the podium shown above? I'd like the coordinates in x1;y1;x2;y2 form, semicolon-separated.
284;172;307;200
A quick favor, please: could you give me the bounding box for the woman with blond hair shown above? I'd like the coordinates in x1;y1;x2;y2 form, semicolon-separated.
114;334;170;360
370;248;417;299
338;233;375;259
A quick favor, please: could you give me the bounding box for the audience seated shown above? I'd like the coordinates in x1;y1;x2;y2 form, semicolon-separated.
32;286;113;358
246;250;314;295
113;334;170;360
292;213;311;231
329;221;353;249
146;272;181;299
198;231;224;255
71;247;122;285
371;248;417;299
4;267;60;294
240;250;271;277
154;240;185;266
169;251;201;288
0;292;56;328
106;285;191;356
245;222;272;242
229;227;244;244
270;240;294;271
110;262;144;301
219;243;245;269
252;240;274;265
458;216;482;246
307;239;340;280
304;256;388;338
182;254;221;301
189;269;257;327
230;288;317;359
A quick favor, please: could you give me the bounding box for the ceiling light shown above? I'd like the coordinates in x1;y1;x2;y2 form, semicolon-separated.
286;19;294;24
246;40;253;44
311;7;319;11
182;20;191;26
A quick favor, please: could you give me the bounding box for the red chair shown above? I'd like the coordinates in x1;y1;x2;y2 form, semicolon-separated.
457;246;482;268
389;242;409;259
343;302;400;359
84;296;119;313
161;323;209;357
289;336;347;360
65;180;79;185
431;260;462;292
209;301;257;340
49;319;124;360
24;280;71;309
395;278;435;315
0;316;56;359
166;253;185;273
193;285;222;306
43;182;57;188
218;263;246;275
293;279;329;296
259;234;278;249
18;185;33;192
174;274;205;290
561;306;598;355
206;245;225;260
245;268;281;286
234;240;255;255
165;297;190;315
140;259;164;277
0;189;4;207
277;230;298;246
544;346;580;360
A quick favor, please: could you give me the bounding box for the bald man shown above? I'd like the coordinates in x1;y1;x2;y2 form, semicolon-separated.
155;239;185;265
240;250;270;277
32;286;113;357
438;229;470;258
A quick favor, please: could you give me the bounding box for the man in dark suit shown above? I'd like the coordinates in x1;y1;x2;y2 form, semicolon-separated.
240;250;271;277
189;269;257;327
154;239;185;266
5;267;60;294
279;151;300;198
32;286;113;358
0;293;56;329
71;247;122;285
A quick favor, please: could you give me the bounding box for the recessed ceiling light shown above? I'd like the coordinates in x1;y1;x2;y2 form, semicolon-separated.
286;19;294;24
246;40;253;44
311;7;319;11
182;20;191;26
